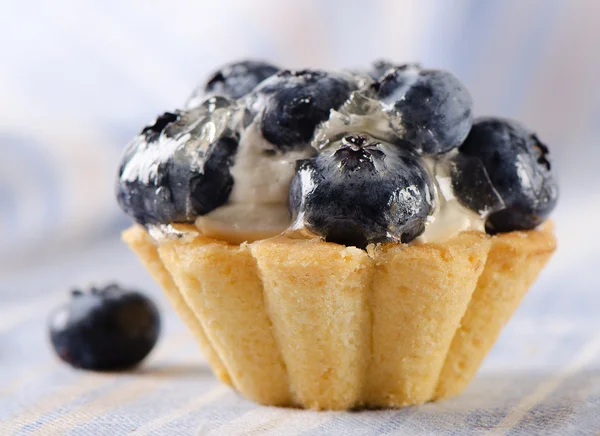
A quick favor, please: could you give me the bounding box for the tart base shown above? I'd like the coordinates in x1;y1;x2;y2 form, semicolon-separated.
433;225;557;400
123;223;555;410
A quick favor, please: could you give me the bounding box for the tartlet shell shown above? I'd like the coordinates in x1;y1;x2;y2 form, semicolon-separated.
123;222;555;410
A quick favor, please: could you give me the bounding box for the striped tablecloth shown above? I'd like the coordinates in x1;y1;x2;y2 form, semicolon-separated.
1;219;600;435
2;0;600;434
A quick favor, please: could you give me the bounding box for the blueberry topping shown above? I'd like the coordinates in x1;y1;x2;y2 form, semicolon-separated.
452;117;558;233
373;66;473;154
49;284;160;371
189;136;237;214
186;60;279;107
290;134;434;248
369;60;395;80
141;112;179;142
368;60;421;80
246;70;359;151
334;134;387;170
116;97;238;225
117;59;558;241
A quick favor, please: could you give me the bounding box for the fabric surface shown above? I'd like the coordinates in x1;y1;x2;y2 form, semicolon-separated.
1;230;600;435
2;0;600;434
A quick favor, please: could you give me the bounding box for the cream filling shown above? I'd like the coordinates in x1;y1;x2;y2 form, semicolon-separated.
415;155;484;244
195;204;290;244
190;151;485;245
228;122;314;204
194;121;313;243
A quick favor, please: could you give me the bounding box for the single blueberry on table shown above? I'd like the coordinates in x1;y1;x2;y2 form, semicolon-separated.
246;70;359;151
49;284;161;371
452;117;558;233
290;134;434;248
116;97;239;225
186;60;280;107
373;66;473;154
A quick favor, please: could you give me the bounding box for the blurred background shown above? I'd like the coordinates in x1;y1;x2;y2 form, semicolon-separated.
2;2;600;432
1;0;599;312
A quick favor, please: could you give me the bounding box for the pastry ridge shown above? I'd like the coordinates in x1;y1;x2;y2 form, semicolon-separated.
434;223;557;400
122;226;231;385
123;223;555;410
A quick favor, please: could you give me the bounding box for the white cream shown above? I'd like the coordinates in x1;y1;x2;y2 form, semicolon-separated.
228;122;314;204
196;203;291;244
194;121;314;243
193;117;485;246
414;153;485;244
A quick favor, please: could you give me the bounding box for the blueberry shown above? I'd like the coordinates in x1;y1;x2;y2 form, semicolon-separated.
290;134;434;248
116;97;239;225
49;284;160;371
246;70;359;151
373;66;473;154
368;60;395;80
368;60;421;80
186;60;279;107
141;112;179;143
452;117;558;233
189;135;238;214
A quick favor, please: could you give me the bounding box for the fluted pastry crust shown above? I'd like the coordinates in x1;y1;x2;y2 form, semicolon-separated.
122;223;555;410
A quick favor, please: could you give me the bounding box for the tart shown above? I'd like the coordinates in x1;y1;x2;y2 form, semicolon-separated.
116;60;558;409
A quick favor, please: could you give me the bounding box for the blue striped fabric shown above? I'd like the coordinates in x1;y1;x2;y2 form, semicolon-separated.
1;233;599;435
1;0;599;434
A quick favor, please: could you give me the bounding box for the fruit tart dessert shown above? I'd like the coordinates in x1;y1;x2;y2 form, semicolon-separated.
117;60;558;410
